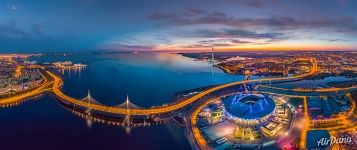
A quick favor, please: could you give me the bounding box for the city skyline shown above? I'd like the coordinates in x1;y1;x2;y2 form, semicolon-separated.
0;0;357;53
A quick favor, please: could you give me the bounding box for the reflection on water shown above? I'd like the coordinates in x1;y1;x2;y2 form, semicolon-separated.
2;52;244;150
0;95;190;150
32;53;244;107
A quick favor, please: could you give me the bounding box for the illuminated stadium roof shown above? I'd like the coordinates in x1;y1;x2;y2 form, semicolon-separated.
223;94;275;120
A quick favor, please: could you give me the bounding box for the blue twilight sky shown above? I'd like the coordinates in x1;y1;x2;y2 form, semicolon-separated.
0;0;357;53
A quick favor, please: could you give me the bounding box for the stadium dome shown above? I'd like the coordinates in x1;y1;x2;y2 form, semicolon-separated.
223;94;275;125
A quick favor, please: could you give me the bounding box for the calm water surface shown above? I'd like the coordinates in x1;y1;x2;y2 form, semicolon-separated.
0;52;244;150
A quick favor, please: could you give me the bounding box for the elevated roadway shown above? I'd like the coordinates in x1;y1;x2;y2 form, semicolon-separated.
49;57;318;116
0;68;53;106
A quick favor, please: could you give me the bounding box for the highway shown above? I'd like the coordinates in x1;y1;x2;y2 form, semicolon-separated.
0;58;318;117
300;96;309;150
258;84;357;93
188;99;216;150
0;68;53;106
47;57;317;150
49;57;319;116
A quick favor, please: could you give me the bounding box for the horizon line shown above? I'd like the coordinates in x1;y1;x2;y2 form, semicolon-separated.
1;49;357;55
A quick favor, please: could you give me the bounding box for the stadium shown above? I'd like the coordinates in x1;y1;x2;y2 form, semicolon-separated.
223;93;276;125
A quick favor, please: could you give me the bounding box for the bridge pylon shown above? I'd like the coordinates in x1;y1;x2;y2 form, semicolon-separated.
81;90;103;114
85;90;92;114
123;95;132;126
114;95;142;126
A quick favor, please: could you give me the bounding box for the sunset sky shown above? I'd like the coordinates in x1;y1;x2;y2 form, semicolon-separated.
1;0;357;52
